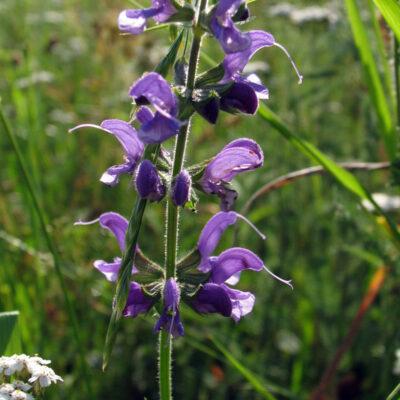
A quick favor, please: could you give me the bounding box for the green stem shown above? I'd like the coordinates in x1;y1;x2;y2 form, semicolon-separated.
159;0;207;398
0;102;93;399
395;33;400;126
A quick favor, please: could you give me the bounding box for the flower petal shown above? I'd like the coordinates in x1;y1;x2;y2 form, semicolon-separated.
98;212;129;252
123;282;154;318
130;72;178;115
136;160;166;201
118;8;160;34
197;212;237;271
220;284;255;322
94;259;121;282
211;247;264;284
171;170;191;206
203;138;263;184
100;161;136;186
100;119;144;160
222;30;275;81
191;283;232;317
211;18;251;54
138;112;181;144
220;82;258;114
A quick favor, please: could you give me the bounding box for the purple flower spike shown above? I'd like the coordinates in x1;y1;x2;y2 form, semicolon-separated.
69;119;144;186
130;73;183;143
74;212;139;281
136;160;166;202
171;170;191;207
200;138;263;211
211;0;251;54
123;282;154;318
118;0;176;35
154;278;184;345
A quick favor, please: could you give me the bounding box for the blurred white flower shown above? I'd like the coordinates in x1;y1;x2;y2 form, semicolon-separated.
28;366;63;388
10;391;34;400
0;384;14;395
11;382;31;392
362;193;400;213
0;393;11;400
393;348;400;375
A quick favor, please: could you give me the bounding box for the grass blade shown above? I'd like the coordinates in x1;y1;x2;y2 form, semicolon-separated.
208;334;277;400
0;102;93;399
387;381;400;400
0;311;21;355
344;0;397;161
373;0;400;43
257;104;400;245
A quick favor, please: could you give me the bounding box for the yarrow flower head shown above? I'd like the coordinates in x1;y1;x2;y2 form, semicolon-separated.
130;72;184;144
199;138;263;211
119;0;177;35
69;119;144;186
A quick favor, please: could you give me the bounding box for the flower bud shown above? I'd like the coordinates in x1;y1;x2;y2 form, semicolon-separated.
171;170;191;206
136;160;166;202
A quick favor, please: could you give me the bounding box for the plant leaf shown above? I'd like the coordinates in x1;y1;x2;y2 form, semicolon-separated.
372;0;400;43
344;0;397;160
155;30;184;78
257;104;400;245
0;311;21;355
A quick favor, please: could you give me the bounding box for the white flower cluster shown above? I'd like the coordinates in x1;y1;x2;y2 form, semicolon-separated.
0;354;63;399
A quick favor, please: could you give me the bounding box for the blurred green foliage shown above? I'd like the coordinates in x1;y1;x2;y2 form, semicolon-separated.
1;0;400;399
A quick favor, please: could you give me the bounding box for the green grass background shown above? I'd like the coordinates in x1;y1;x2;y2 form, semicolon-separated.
1;0;400;399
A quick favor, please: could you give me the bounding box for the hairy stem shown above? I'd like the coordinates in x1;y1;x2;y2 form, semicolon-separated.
159;0;208;398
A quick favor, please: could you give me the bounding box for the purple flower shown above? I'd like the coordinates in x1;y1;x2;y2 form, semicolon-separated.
192;212;292;322
171;170;191;207
199;138;263;211
154;278;184;345
69;119;144;186
136;160;166;202
118;0;176;35
130;73;184;144
74;212;138;281
222;30;303;85
75;213;153;318
210;0;251;54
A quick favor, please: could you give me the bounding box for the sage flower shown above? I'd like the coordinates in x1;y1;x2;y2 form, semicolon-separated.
136;160;166;202
210;0;251;54
75;213;154;318
199;138;263;211
69;119;144;186
171;170;191;206
130;73;184;144
222;30;303;85
119;0;176;35
154;278;184;344
191;212;292;321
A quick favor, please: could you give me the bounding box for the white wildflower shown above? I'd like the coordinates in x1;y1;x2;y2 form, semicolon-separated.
0;359;18;376
10;391;34;400
393;348;400;375
0;393;11;400
0;384;14;395
11;382;31;392
28;366;63;388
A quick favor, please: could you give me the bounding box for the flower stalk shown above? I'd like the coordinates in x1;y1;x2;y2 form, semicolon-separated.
160;0;208;398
